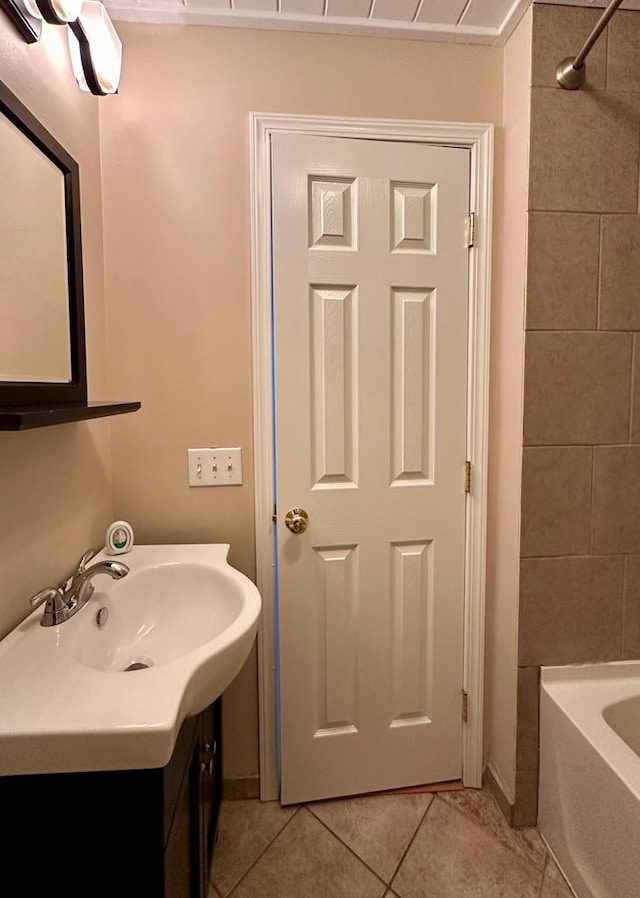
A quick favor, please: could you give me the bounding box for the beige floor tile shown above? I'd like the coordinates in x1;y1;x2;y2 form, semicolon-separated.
540;858;575;898
392;797;543;898
230;807;386;898
438;788;546;872
308;792;432;882
210;799;297;897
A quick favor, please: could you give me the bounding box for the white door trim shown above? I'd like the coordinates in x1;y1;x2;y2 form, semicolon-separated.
251;112;493;802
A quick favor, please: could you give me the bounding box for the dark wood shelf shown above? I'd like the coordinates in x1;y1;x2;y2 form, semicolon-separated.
0;400;141;431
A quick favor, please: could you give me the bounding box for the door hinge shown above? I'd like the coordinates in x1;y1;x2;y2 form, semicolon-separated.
464;461;472;493
272;504;277;524
462;690;469;724
466;212;476;248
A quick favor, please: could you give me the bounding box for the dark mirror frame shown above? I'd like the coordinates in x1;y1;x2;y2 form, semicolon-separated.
0;78;87;409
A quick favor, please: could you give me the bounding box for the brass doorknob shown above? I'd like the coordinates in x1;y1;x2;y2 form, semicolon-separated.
285;508;309;534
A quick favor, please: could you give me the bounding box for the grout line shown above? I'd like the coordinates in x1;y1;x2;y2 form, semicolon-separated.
525;327;637;334
521;552;625;562
305;804;390;891
387;795;436;890
524;443;640;450
590;446;596;555
604;14;609;92
536;855;550;898
621;554;629;659
528;207;638;216
596;214;603;331
220;805;301;898
636;81;640;213
628;335;637;443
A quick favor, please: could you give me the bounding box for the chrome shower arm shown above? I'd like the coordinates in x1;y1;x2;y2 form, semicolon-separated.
557;0;623;90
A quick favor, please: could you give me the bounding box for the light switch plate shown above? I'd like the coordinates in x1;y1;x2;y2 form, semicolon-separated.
188;447;242;486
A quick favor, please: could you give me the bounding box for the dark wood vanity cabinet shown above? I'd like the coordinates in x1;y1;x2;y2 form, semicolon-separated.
0;700;222;898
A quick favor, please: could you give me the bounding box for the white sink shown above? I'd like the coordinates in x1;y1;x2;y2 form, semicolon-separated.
0;544;261;775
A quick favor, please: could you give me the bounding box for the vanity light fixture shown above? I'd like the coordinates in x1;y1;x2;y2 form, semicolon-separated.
68;1;121;96
34;0;80;24
0;0;43;41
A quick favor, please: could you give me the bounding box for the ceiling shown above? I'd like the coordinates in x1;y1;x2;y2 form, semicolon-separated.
102;0;640;45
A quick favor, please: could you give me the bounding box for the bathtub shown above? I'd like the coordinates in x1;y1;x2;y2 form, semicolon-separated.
538;661;640;898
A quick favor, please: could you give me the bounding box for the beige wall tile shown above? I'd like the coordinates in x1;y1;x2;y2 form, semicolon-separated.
521;447;592;557
607;11;640;94
529;89;640;213
532;4;606;90
526;212;599;330
519;556;624;665
516;667;540;775
514;666;540;824
593;447;640;554
632;336;640;444
513;767;538;829
622;556;640;659
523;332;632;445
600;216;640;329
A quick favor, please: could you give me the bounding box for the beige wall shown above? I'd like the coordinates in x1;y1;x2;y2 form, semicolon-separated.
515;2;640;826
0;20;112;638
484;8;532;806
99;24;503;779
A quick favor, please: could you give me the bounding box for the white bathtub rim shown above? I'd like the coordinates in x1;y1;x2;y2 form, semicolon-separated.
541;661;640;803
541;660;640;684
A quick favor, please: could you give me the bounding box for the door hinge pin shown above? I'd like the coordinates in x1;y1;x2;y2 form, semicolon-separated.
462;690;469;724
464;461;472;493
272;504;277;524
466;212;476;248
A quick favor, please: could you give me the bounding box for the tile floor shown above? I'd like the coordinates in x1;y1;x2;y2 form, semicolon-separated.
208;787;574;898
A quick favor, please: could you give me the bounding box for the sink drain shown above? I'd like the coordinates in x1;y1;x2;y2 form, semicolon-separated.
123;657;154;672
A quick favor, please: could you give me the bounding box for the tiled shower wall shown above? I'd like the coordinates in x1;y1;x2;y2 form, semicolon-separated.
515;3;640;825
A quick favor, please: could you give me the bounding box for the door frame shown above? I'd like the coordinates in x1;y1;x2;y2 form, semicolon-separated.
250;112;493;802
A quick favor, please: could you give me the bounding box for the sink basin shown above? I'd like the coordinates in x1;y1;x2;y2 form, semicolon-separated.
0;544;261;775
75;561;247;672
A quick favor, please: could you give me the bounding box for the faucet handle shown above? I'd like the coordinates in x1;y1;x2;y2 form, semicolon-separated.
76;547;99;576
30;587;63;610
59;547;99;592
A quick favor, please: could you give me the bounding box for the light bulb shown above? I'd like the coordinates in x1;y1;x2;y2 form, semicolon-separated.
35;0;82;24
67;1;122;96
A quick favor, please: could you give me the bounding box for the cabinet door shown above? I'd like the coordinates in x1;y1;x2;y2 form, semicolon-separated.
199;700;222;887
164;745;199;898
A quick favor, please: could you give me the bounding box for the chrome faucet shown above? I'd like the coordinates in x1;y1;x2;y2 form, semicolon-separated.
29;548;129;627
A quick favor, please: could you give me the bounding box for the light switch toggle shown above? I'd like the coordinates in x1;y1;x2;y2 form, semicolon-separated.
188;448;242;487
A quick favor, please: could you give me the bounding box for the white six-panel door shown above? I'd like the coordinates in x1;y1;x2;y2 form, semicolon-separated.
271;133;471;805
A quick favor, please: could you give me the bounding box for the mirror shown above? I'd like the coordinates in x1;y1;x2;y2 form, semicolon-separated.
0;78;87;408
0;115;71;383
